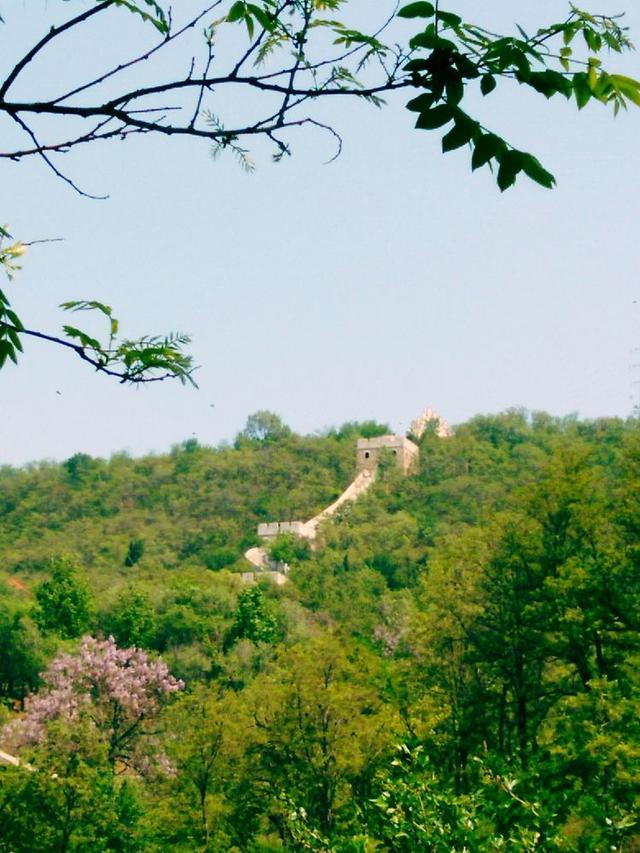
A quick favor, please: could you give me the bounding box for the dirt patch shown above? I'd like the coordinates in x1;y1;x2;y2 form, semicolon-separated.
6;577;28;592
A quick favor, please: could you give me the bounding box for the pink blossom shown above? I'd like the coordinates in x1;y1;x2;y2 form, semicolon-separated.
2;636;183;775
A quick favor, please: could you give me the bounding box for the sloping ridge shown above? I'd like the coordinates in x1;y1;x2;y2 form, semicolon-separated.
244;468;376;571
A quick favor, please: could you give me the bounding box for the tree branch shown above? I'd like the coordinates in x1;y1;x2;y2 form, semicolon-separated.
0;2;113;100
15;326;192;385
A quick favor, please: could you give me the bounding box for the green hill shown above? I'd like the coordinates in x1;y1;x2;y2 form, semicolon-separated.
1;410;639;851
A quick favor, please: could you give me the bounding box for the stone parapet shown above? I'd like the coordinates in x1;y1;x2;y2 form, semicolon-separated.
257;520;306;539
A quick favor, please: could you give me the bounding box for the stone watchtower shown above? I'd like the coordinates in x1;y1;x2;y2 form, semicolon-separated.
356;435;419;474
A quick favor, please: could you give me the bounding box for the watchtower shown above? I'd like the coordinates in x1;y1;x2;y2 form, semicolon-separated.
356;435;419;474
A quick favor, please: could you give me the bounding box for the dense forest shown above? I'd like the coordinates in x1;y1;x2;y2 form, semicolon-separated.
0;410;639;851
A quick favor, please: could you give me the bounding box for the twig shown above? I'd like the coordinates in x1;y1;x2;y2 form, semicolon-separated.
10;114;108;199
0;2;113;100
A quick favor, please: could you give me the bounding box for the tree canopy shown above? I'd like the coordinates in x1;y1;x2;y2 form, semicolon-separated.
1;411;640;848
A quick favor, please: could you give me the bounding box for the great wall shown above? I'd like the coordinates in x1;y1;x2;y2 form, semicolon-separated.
0;409;451;771
242;408;452;584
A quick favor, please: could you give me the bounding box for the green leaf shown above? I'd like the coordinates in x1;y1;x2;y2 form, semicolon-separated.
415;104;454;130
520;153;556;189
397;2;435;18
442;120;476;152
6;325;22;351
480;74;496;96
609;74;640;107
409;25;437;50
446;76;464;106
227;1;246;23
471;133;505;170
5;309;23;330
247;4;274;32
60;300;113;317
62;326;103;352
573;72;591;109
497;150;524;191
113;0;168;34
583;27;602;53
0;339;17;366
403;58;432;72
437;11;462;28
406;92;438;113
521;69;571;99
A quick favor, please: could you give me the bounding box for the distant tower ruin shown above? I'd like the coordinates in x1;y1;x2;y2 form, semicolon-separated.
408;407;453;441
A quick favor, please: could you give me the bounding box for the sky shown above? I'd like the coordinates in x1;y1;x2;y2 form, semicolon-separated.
2;1;640;466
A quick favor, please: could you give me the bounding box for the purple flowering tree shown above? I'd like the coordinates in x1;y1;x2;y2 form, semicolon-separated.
3;635;183;775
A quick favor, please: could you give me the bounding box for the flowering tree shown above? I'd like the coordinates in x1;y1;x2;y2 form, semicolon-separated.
4;635;183;775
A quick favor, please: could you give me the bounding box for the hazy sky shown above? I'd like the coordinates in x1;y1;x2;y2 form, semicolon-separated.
2;1;640;466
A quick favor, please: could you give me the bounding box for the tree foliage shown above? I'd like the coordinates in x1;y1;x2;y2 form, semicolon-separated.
33;558;93;640
3;635;183;774
0;411;639;848
0;2;639;380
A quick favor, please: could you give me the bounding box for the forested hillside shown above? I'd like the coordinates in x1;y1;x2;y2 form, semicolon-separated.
1;411;639;851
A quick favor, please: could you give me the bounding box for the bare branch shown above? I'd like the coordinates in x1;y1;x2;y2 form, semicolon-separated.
51;3;222;106
10;114;108;199
0;2;113;100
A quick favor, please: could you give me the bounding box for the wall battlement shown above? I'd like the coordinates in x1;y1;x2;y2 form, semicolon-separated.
257;521;307;539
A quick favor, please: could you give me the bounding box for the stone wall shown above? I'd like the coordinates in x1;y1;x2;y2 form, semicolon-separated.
257;520;307;539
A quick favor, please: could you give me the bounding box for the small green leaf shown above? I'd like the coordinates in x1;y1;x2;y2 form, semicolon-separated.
437;11;462;28
227;1;246;23
403;58;431;72
60;300;113;317
442;120;477;152
5;309;23;330
520;153;556;189
609;74;640;107
415;104;454;130
480;74;496;96
247;4;273;32
497;150;524;191
446;76;464;106
6;325;22;351
406;92;438;113
113;0;168;34
471;133;505;170
573;72;591;108
409;25;437;50
397;2;435;18
62;326;103;351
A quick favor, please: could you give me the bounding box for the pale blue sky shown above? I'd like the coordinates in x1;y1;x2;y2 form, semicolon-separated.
2;1;640;465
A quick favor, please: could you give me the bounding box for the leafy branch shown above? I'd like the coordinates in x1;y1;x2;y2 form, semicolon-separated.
0;234;196;384
1;2;639;380
399;2;640;190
